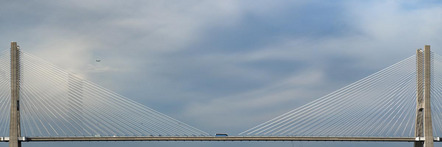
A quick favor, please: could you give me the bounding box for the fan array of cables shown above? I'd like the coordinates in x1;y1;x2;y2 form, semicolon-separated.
1;48;442;138
241;55;418;137
17;51;208;137
0;50;10;137
430;53;442;137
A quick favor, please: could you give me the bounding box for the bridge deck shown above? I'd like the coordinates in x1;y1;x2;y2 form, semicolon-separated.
9;136;419;142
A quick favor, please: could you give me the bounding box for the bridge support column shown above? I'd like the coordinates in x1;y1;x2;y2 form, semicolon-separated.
415;49;424;147
415;45;433;147
423;45;433;147
9;42;21;147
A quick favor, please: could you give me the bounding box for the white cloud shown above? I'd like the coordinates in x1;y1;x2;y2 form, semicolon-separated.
2;1;442;146
177;0;442;135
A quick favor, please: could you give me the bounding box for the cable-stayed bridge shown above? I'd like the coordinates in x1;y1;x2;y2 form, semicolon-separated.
0;42;440;147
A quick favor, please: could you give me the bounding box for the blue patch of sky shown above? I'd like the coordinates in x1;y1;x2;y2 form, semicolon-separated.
399;0;442;10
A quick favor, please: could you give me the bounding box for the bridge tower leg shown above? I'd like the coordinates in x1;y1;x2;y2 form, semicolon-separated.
423;45;433;147
415;49;424;147
415;45;434;147
9;42;21;147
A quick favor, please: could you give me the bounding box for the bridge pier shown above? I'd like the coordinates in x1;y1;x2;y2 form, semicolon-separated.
9;42;21;147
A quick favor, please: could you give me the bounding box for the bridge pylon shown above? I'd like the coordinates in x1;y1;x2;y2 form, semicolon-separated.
9;42;21;147
415;45;433;147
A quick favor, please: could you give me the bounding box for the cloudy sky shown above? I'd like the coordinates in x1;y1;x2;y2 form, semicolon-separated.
2;0;442;147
